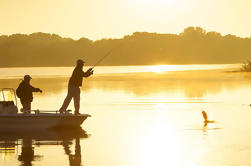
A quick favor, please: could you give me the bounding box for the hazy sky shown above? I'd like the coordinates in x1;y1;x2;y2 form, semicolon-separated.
0;0;250;40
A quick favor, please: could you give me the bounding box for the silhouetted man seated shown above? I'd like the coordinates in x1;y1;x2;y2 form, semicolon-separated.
59;59;93;115
16;75;42;113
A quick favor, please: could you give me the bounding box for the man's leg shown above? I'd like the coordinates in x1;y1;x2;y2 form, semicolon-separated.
73;87;80;115
27;102;31;113
21;100;31;113
59;86;74;112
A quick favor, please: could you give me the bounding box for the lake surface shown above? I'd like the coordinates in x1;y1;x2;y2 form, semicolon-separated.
1;64;251;166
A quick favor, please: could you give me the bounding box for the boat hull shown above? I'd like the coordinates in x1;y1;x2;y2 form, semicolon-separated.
0;114;90;129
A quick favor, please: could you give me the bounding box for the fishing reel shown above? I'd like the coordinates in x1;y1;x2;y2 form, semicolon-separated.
86;68;94;75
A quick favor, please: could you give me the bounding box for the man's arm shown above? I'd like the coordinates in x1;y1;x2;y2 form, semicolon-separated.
82;68;93;77
30;85;42;93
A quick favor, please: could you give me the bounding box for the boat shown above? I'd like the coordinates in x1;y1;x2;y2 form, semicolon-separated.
0;88;91;129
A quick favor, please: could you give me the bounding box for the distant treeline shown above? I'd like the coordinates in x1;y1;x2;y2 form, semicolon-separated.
0;26;251;67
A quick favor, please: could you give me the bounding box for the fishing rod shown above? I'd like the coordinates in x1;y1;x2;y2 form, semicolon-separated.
91;49;113;69
86;47;117;74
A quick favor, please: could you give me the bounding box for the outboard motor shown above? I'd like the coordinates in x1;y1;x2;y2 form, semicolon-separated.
0;101;18;114
0;88;18;114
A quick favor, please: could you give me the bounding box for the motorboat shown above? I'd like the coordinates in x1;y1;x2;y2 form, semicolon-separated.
0;113;90;129
0;88;91;129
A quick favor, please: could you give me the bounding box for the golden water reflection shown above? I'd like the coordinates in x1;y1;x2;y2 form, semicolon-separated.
1;68;251;165
0;128;87;166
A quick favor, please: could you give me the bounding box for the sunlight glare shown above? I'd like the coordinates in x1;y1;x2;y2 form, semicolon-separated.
147;65;177;73
137;121;184;166
143;0;177;8
125;0;181;17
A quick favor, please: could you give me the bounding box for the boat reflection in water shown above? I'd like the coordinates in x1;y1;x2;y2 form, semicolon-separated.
0;127;88;166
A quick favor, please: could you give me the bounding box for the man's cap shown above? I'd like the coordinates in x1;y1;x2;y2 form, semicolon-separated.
77;59;85;65
24;75;32;80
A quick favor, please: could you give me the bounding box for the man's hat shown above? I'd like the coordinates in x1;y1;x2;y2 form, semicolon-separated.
24;75;32;80
77;59;85;65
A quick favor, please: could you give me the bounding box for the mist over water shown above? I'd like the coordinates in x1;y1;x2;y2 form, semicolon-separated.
1;65;251;166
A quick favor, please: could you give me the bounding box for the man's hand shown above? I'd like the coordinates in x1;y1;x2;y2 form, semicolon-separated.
39;89;43;93
86;68;94;75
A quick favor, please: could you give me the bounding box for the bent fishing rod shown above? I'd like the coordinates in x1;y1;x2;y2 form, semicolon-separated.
89;49;113;70
93;49;113;68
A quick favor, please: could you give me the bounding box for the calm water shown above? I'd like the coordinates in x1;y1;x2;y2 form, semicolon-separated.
1;64;251;166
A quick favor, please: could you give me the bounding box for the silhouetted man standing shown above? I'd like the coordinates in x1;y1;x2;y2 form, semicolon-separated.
59;59;93;115
16;75;42;113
